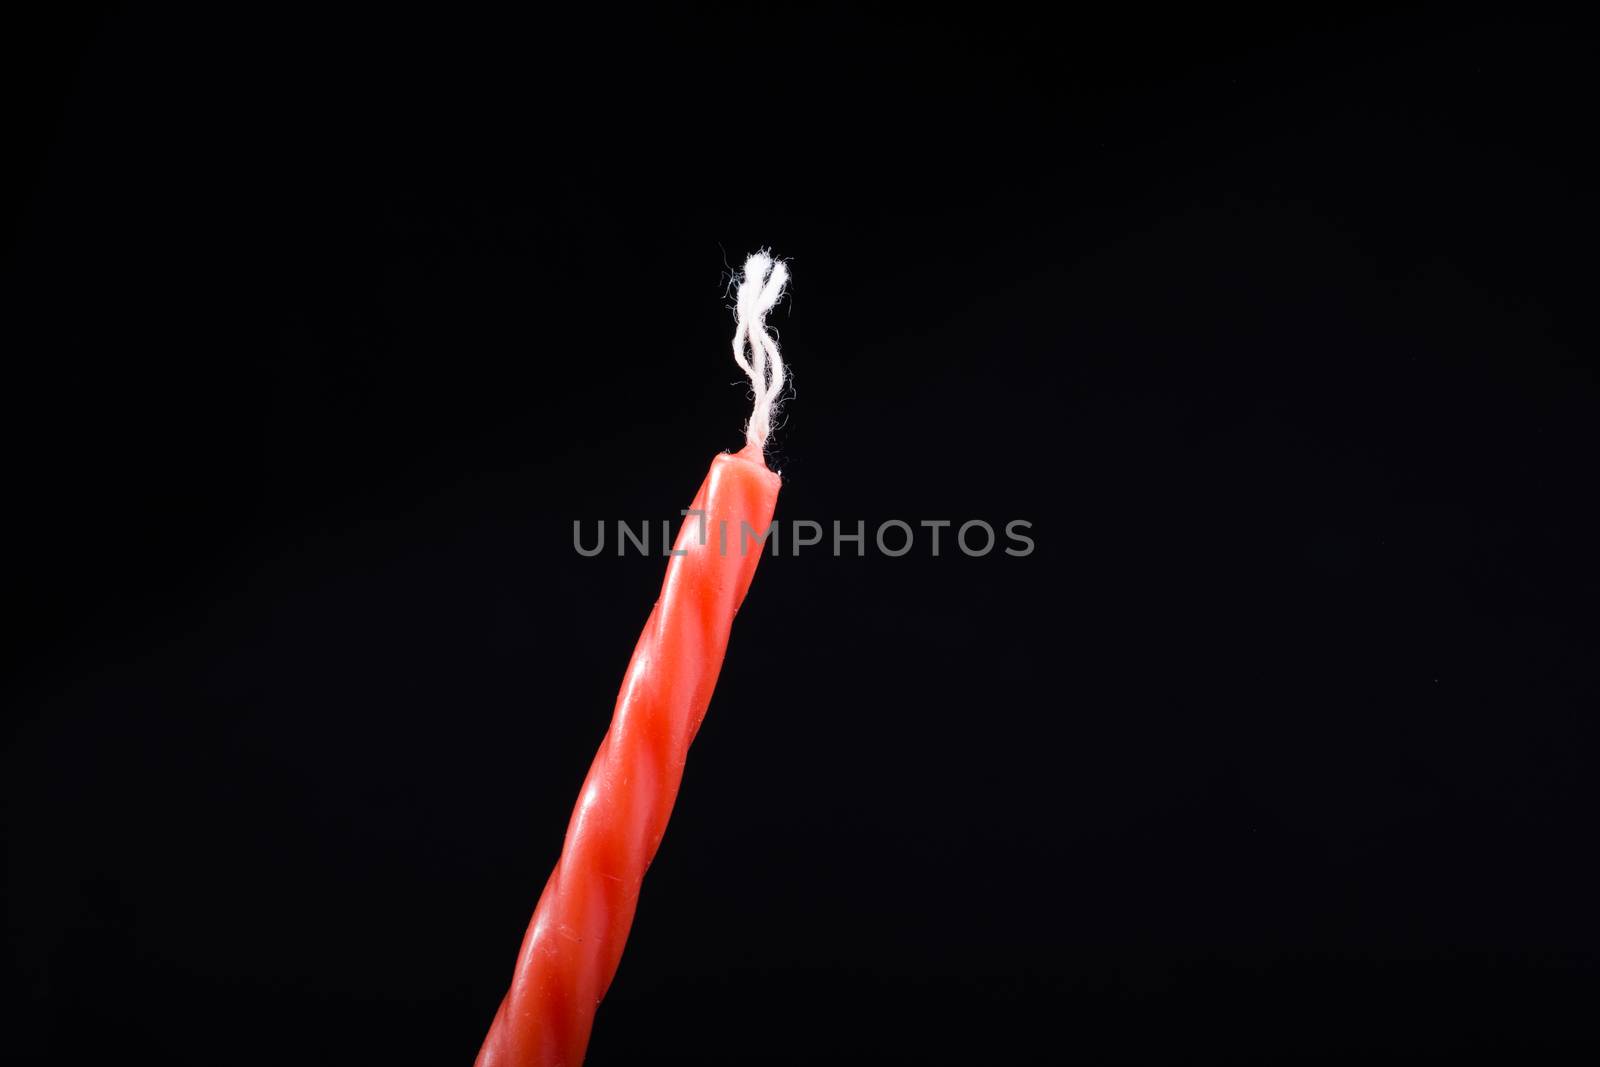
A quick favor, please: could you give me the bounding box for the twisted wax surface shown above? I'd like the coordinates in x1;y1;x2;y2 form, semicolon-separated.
476;442;781;1067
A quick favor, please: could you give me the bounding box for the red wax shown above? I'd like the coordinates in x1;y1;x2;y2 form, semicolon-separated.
476;442;781;1067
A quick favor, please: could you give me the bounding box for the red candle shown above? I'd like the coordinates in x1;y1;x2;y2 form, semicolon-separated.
476;254;789;1066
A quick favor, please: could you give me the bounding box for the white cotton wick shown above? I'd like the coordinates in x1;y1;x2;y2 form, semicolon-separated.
731;251;789;452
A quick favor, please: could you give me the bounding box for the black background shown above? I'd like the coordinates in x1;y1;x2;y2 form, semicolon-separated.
4;5;1596;1064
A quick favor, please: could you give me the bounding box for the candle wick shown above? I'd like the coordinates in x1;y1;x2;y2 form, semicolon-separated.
731;250;790;453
